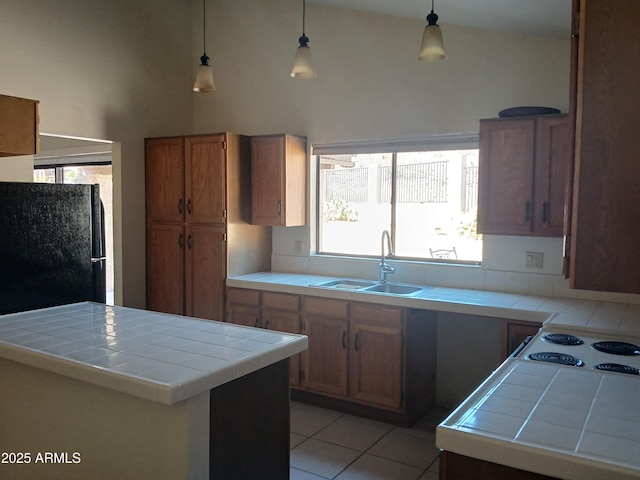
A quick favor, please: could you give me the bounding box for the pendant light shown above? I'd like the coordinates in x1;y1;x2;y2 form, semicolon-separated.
418;0;446;62
193;0;216;92
290;0;317;79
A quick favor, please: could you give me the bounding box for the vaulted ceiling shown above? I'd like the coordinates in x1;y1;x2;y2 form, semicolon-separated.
309;0;572;38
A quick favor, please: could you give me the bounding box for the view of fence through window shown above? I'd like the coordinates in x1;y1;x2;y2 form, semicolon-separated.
318;150;482;262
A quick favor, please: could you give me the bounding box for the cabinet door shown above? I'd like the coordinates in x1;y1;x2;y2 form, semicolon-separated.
185;135;226;225
146;223;184;315
478;119;536;235
227;304;261;328
502;321;541;359
0;94;39;156
264;309;302;386
301;299;349;397
570;0;640;293
349;303;404;410
145;137;185;223
185;225;226;321
251;135;285;226
534;115;570;236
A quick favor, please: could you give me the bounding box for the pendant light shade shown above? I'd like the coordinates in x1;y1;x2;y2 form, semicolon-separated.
291;0;317;79
418;0;446;62
193;0;216;92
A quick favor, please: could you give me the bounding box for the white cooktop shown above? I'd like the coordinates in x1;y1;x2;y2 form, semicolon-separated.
437;358;640;479
519;328;640;372
0;302;307;404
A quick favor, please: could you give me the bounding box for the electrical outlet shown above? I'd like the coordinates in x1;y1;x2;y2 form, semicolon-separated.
525;251;543;269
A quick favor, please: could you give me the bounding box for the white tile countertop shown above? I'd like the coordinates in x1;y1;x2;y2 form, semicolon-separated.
227;272;640;336
437;358;640;479
0;302;307;404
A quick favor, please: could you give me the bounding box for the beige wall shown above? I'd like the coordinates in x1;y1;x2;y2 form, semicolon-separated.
1;0;194;308
0;0;574;308
197;0;573;293
0;156;34;182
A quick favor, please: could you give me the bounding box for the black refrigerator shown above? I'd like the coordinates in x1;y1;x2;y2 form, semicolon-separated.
0;181;107;315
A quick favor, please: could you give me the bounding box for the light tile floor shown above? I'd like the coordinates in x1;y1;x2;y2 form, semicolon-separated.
290;402;450;480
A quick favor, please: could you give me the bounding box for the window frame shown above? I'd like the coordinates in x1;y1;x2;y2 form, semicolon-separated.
313;133;481;265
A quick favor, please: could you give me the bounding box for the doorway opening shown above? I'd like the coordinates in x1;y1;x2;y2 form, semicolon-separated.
34;134;116;305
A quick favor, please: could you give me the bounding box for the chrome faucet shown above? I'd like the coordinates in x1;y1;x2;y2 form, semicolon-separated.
379;229;395;283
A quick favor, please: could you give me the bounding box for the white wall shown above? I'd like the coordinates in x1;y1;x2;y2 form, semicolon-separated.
1;0;195;308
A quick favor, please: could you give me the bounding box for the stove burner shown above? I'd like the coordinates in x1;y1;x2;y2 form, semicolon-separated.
543;333;584;345
594;363;640;375
591;341;640;356
526;352;584;367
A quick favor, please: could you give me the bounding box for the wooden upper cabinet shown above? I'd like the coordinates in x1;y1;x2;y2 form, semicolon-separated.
251;134;306;226
477;115;569;237
0;94;39;156
478;118;536;235
570;0;640;293
145;137;185;223
185;135;227;225
533;115;571;237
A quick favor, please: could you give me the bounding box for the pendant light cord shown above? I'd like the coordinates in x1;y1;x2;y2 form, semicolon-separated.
431;0;435;14
202;0;207;55
302;0;306;36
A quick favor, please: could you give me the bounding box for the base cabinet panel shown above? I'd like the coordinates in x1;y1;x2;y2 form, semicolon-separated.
146;223;185;316
349;304;404;410
301;314;349;397
439;451;559;480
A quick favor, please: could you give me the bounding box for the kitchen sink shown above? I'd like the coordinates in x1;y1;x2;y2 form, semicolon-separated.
310;279;430;296
311;279;377;290
363;283;425;295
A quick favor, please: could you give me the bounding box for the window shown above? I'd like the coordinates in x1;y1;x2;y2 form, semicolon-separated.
34;163;115;304
316;135;481;263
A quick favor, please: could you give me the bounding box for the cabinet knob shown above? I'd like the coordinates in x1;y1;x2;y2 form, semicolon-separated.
178;198;184;214
277;200;282;216
187;199;192;215
541;201;549;224
342;330;347;350
178;233;184;249
354;332;360;352
187;234;192;250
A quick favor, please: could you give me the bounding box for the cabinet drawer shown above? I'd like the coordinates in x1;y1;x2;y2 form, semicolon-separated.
302;296;349;318
351;302;403;325
262;292;300;311
226;288;261;306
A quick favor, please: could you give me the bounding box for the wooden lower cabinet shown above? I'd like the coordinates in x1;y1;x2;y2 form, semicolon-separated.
225;288;302;385
298;295;437;425
301;297;350;397
147;223;226;320
225;288;260;327
262;292;302;387
349;302;403;410
225;288;438;426
501;319;541;359
439;451;559;480
185;225;226;321
146;223;185;316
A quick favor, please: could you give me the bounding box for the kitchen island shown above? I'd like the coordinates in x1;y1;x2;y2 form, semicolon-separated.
0;302;307;480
